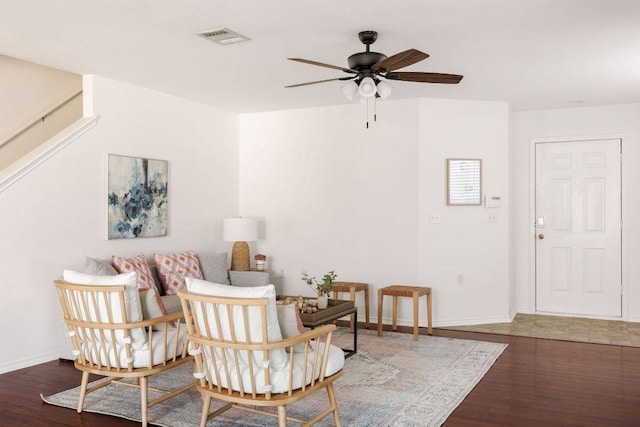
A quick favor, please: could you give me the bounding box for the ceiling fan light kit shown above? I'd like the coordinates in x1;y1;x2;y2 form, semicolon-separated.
341;81;358;100
376;80;393;100
287;30;463;127
358;77;377;98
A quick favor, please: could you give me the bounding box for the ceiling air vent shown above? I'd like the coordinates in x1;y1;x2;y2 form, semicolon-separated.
197;27;250;45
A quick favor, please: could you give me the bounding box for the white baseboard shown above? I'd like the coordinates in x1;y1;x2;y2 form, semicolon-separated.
0;350;61;374
434;315;514;328
366;314;514;329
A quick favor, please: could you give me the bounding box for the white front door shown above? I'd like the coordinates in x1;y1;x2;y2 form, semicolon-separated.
535;139;622;317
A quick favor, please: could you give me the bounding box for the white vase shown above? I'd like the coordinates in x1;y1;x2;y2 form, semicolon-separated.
317;295;328;309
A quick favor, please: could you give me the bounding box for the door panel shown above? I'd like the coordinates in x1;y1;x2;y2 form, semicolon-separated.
550;247;571;292
551;179;571;231
584;248;605;294
535;139;621;317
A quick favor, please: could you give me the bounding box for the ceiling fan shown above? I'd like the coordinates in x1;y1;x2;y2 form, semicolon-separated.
286;30;463;100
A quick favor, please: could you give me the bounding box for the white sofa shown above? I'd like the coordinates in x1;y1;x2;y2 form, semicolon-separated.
82;252;270;314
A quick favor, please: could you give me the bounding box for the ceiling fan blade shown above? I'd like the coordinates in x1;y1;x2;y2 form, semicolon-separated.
285;77;353;88
385;72;464;84
288;58;357;74
372;49;429;72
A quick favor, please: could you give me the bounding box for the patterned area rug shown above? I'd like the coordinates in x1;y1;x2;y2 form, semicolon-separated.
42;329;506;426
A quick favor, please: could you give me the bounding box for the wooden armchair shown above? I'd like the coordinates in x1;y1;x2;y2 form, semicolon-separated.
178;279;344;427
54;275;193;426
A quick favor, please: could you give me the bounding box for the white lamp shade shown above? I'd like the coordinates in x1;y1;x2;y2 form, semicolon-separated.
223;218;258;242
358;77;376;98
341;81;358;100
376;80;393;100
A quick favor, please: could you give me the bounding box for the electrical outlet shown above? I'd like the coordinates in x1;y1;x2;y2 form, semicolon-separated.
457;274;464;285
488;213;498;223
430;212;441;224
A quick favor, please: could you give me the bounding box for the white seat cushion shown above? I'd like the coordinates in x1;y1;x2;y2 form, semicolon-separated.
203;341;344;394
80;326;186;368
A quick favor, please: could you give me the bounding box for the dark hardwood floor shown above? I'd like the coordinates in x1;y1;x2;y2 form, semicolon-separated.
3;328;640;426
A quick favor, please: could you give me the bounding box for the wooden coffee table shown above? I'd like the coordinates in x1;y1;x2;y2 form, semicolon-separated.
280;297;357;358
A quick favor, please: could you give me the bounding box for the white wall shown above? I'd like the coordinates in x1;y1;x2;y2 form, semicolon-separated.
511;103;640;321
0;76;239;373
239;99;420;293
239;97;511;327
418;99;511;324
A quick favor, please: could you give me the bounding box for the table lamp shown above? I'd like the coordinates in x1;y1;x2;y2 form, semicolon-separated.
223;217;258;271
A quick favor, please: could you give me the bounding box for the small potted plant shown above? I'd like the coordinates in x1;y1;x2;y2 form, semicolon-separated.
301;270;337;309
254;253;266;271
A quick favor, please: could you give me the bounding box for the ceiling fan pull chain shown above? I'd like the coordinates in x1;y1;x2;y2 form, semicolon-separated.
374;97;377;122
366;97;369;129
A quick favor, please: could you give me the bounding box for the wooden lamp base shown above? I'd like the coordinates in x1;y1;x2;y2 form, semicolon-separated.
230;241;250;271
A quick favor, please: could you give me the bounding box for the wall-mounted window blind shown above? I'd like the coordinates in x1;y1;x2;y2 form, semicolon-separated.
447;159;482;205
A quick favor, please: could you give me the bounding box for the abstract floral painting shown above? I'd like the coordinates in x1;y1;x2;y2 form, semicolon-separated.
107;154;168;239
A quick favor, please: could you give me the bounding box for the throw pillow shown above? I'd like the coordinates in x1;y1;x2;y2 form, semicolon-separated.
228;270;270;287
139;287;169;319
62;270;147;350
139;287;172;331
147;261;165;296
111;253;156;290
83;257;117;276
276;302;307;353
154;250;203;295
198;252;230;286
160;295;182;314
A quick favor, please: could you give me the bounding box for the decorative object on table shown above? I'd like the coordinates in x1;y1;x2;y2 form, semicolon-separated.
107;154;168;239
302;270;337;309
254;253;266;271
280;295;319;314
317;296;328;309
223;217;258;271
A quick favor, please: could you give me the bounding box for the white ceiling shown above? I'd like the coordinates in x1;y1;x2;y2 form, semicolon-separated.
1;0;639;114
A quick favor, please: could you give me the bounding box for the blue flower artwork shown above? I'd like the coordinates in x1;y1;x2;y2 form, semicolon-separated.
107;154;168;239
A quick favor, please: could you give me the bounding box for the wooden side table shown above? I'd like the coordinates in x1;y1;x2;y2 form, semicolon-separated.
377;285;432;341
332;281;370;332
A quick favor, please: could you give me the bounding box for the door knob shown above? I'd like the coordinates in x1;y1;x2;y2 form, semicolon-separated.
538;233;544;240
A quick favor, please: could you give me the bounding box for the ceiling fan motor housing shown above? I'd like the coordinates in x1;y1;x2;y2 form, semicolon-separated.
347;52;387;72
349;30;387;74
